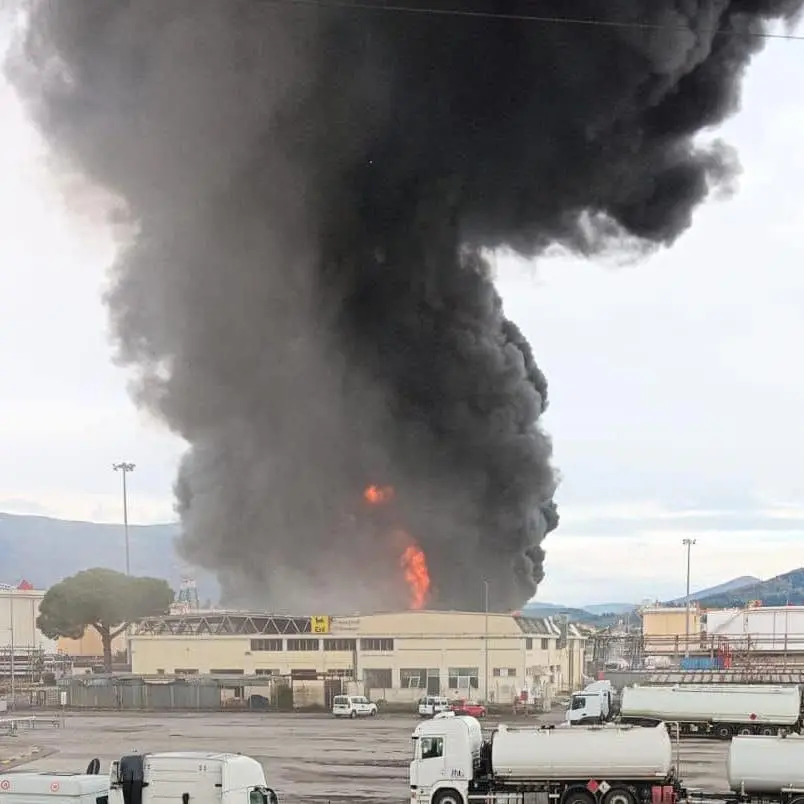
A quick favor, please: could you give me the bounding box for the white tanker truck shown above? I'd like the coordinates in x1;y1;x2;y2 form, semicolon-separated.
410;714;804;804
619;684;803;739
411;715;680;804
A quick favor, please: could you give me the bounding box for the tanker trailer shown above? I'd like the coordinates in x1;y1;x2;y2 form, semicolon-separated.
410;714;681;804
620;684;802;739
727;733;804;802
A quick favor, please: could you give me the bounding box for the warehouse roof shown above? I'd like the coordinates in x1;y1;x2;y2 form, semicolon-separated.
133;610;586;639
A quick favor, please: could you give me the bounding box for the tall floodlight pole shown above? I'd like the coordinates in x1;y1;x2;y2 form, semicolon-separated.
483;580;490;704
113;463;136;575
683;538;697;658
9;586;14;712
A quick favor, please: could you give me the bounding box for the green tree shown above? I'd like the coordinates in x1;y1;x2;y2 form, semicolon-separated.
37;568;174;672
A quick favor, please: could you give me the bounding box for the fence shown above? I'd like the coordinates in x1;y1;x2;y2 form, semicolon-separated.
2;676;291;712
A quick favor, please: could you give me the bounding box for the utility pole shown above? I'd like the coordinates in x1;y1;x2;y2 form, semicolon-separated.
9;587;14;712
483;580;490;704
683;538;697;658
113;463;136;575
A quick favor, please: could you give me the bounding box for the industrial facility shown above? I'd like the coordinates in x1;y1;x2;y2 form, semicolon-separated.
129;609;587;706
593;603;804;679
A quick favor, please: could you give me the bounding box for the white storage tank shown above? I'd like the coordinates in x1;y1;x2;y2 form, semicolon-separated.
728;734;804;794
491;723;672;781
621;685;800;726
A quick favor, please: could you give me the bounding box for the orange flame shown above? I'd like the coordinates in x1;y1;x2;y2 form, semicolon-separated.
400;542;431;610
364;484;395;504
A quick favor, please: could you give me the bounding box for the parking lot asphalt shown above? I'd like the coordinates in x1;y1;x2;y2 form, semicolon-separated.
0;713;731;803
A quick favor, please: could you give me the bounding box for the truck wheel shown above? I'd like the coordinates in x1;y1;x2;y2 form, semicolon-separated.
715;724;732;740
603;788;636;804
562;789;595;804
759;727;776;736
737;726;754;736
433;789;463;804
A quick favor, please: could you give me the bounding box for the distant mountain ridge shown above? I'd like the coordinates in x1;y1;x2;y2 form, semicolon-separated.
0;512;218;600
693;568;804;608
666;575;761;604
522;575;776;625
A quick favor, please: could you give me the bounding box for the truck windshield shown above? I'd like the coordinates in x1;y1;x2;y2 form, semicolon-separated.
571;695;586;710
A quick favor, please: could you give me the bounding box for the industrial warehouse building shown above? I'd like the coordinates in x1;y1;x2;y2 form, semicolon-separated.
129;610;586;707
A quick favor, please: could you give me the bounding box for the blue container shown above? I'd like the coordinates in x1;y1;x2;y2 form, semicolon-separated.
680;656;723;671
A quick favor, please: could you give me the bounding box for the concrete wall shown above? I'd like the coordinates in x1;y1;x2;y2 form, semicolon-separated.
57;629;127;658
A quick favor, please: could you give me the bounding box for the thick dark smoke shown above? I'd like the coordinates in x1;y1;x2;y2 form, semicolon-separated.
6;0;800;612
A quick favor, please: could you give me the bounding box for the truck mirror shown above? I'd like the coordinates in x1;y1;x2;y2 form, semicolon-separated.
266;789;278;804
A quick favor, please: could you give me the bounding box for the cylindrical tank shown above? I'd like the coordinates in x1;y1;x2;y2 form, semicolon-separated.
491;724;672;781
621;685;800;725
728;735;804;794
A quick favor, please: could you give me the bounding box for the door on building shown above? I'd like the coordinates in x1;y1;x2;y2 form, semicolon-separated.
426;669;440;696
324;677;344;709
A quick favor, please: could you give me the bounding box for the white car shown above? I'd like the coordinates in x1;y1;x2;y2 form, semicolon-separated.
332;694;378;718
417;695;450;717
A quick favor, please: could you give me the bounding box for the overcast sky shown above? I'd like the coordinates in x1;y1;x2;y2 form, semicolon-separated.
2;26;803;607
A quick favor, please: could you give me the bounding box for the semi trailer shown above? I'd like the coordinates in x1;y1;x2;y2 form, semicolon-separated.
0;751;278;804
619;684;802;739
410;714;804;804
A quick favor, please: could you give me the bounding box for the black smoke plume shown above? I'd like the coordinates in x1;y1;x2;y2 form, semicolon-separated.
6;1;800;612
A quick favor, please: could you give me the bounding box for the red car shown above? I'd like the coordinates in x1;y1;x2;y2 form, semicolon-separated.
450;699;487;718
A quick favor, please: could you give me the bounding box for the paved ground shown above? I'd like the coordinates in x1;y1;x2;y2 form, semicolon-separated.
0;713;732;803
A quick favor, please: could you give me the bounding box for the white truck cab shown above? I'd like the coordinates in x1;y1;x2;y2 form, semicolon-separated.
410;715;482;804
565;682;613;725
109;752;277;804
0;772;109;804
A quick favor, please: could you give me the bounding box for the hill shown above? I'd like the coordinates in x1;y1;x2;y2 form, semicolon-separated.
0;512;218;600
696;568;804;608
667;575;761;604
582;603;637;615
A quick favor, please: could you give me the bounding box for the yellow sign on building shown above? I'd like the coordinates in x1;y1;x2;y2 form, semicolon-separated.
311;615;330;633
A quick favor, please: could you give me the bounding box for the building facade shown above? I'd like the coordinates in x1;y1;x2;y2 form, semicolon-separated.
130;610;586;705
641;605;701;656
0;584;56;652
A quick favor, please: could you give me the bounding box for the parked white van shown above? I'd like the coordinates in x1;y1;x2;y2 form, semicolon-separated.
332;695;378;718
417;696;450;717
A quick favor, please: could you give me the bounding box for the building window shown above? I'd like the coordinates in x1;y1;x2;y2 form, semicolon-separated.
287;639;320;651
525;638;533;650
326;668;354;679
493;667;515;677
251;638;283;652
255;669;278;676
174;668;198;675
323;638;357;651
400;668;426;688
360;638;394;651
210;668;245;675
156;668;165;675
364;668;393;688
541;638;549;650
448;667;479;690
